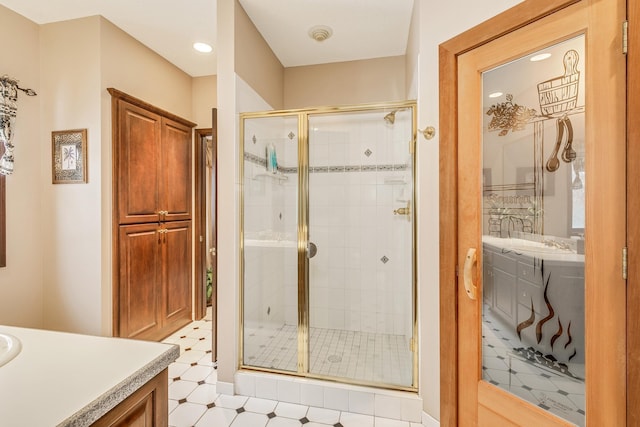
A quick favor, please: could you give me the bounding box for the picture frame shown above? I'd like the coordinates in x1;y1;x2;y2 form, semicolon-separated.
52;129;87;184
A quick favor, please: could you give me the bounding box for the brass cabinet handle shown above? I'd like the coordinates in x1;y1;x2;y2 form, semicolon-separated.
463;248;478;300
157;228;168;243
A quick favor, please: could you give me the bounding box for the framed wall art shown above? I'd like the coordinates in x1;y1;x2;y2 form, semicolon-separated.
52;129;87;184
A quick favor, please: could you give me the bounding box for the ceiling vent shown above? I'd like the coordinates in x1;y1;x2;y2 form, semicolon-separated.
308;25;333;42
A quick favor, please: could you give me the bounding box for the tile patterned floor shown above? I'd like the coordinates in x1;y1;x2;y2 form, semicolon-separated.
243;324;412;387
482;304;585;426
162;310;423;427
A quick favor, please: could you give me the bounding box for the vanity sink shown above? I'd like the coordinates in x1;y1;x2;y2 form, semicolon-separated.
0;333;21;367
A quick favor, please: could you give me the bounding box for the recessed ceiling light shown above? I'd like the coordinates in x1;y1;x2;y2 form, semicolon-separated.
308;25;333;42
530;53;551;62
193;42;213;53
488;92;503;98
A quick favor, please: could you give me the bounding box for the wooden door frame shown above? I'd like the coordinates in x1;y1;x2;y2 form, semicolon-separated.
437;0;628;424
194;126;211;320
193;109;218;363
628;1;639;424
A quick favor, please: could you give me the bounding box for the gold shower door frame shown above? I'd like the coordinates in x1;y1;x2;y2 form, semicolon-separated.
239;101;419;391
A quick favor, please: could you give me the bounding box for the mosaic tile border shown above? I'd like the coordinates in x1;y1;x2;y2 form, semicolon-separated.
244;152;408;174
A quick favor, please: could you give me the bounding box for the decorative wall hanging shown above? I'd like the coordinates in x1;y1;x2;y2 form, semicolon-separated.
0;75;37;176
51;129;88;184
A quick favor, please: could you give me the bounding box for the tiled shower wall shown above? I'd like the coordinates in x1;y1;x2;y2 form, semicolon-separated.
243;116;297;330
243;110;413;338
306;111;413;337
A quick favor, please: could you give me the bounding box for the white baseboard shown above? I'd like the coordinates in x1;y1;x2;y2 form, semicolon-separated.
217;380;234;396
235;371;423;422
422;411;440;427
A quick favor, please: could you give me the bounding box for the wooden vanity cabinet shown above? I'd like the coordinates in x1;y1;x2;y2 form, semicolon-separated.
110;88;195;341
92;369;169;427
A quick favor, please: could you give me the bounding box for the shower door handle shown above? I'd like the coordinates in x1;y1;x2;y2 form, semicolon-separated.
463;248;478;300
306;242;318;259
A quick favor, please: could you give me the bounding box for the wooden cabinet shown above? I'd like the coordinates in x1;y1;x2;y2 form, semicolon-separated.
118;221;192;341
92;369;168;427
115;97;192;225
483;245;517;326
110;88;195;341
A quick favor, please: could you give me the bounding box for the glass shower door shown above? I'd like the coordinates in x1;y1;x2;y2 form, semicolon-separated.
241;114;299;372
306;107;415;388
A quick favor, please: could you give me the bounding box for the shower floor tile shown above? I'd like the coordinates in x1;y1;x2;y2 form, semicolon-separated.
243;324;413;387
163;310;422;427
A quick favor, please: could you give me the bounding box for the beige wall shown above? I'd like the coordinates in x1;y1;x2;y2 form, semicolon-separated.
100;18;194;120
0;5;44;328
215;0;239;390
234;1;284;110
405;2;420;100
284;55;407;109
39;16;104;335
192;75;218;129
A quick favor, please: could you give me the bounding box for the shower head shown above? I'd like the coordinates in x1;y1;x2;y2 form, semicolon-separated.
384;108;410;125
384;110;398;125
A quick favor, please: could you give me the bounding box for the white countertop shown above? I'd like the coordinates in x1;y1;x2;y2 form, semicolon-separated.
0;325;179;426
482;235;585;264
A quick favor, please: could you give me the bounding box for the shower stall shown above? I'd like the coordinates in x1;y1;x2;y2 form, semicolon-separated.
240;102;417;390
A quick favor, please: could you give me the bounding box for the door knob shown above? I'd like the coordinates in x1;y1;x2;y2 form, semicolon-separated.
463;248;478;300
306;242;317;259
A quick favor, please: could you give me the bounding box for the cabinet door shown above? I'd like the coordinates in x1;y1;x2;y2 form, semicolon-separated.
492;268;516;326
161;221;192;331
161;118;192;221
117;100;162;224
118;223;161;339
92;370;168;427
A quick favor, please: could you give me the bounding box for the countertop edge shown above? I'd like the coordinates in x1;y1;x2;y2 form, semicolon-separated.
482;240;585;264
57;343;180;427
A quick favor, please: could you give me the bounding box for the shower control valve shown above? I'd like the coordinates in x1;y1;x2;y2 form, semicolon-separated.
393;201;411;221
394;207;410;215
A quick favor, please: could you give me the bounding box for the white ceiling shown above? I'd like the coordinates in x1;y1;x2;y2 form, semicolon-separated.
0;0;414;77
